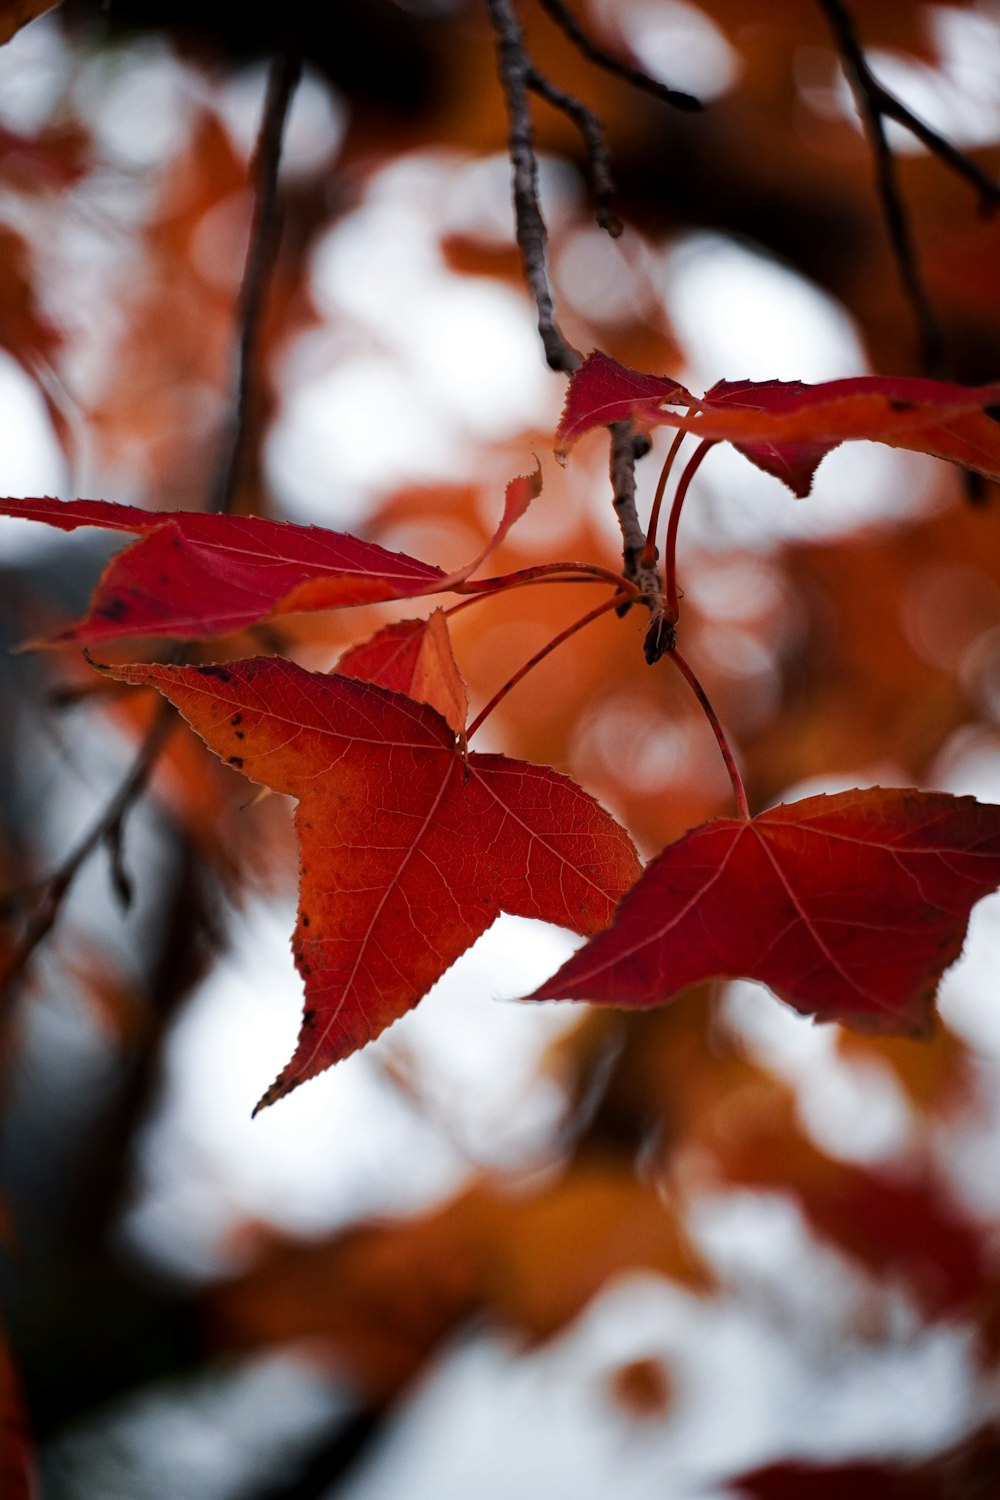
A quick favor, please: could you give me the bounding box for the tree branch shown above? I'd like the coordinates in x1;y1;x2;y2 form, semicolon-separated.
610;423;660;618
485;0;580;373
211;36;302;514
818;0;1000;375
485;3;663;608
526;64;621;237
819;0;1000;209
537;0;702;114
0;700;175;993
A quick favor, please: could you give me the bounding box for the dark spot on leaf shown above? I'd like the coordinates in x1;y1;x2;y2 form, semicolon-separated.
97;598;128;621
301;914;310;927
887;398;916;412
227;755;243;768
234;729;245;739
195;665;233;682
231;713;243;725
302;1008;316;1027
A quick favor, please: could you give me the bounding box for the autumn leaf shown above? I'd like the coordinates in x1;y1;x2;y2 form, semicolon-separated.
557;351;1000;495
555;354;695;453
530;788;1000;1036
0;499;449;643
97;656;641;1109
205;1164;707;1395
433;462;543;590
0;469;542;645
336;610;468;737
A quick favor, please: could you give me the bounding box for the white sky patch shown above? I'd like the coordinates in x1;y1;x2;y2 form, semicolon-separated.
334;1270;976;1500
267;351;467;526
843;8;1000;153
661;233;865;385
723;980;915;1165
0;13;70;134
124;900;578;1277
444;151;582;244
268;156;561;525
74;39;201;171
600;0;741;102
0;353;69;559
217;63;346;177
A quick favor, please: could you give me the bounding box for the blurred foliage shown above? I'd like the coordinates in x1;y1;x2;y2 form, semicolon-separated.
0;2;999;1497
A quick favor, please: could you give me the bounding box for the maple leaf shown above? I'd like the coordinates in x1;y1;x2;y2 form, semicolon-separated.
336;610;468;736
0;466;541;645
530;789;1000;1036
0;500;447;643
558;351;1000;495
96;656;641;1110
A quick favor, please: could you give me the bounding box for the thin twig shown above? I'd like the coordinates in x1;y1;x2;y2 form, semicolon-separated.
485;0;580;373
0;45;302;992
537;0;702;114
526;64;621;236
211;37;303;514
818;0;1000;375
818;0;1000;209
0;702;176;991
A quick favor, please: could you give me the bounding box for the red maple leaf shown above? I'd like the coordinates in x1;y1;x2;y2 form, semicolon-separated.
557;351;1000;495
336;610;469;736
530;789;1000;1035
96;656;641;1110
0;466;541;644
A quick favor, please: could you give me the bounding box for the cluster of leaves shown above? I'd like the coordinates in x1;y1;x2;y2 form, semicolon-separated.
3;2;1000;1496
6;352;1000;1112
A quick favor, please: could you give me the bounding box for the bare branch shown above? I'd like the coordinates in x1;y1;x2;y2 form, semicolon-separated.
0;700;175;993
819;0;1000;210
526;64;622;237
211;36;303;514
537;0;702;114
818;0;1000;374
485;0;580;373
610;424;659;618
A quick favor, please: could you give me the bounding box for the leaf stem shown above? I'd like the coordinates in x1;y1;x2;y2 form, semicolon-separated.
663;439;714;623
467;592;626;740
457;559;633;598
666;647;750;821
642;428;687;567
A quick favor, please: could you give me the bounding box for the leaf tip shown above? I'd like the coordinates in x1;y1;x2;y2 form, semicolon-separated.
82;646;111;675
251;1076;290;1117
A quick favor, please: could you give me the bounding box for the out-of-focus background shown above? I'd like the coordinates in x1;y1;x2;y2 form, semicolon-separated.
2;2;1000;1496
